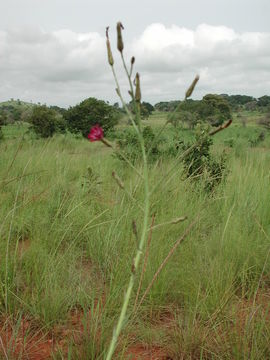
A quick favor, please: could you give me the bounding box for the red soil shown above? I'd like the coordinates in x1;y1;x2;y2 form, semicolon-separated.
1;291;269;359
126;345;171;359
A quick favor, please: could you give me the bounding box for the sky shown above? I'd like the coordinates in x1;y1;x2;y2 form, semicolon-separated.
0;0;270;107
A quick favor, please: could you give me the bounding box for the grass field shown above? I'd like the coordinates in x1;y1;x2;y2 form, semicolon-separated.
1;113;270;359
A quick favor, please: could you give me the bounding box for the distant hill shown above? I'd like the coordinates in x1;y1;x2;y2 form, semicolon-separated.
0;99;34;108
0;99;66;124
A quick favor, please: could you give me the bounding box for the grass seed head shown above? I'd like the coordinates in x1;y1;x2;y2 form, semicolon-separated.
185;75;200;100
106;27;114;66
135;73;141;103
117;22;124;53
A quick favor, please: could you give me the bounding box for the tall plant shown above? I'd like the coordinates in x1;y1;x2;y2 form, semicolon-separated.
87;22;232;359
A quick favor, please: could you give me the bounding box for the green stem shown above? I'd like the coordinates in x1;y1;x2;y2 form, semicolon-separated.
105;136;149;360
111;65;140;136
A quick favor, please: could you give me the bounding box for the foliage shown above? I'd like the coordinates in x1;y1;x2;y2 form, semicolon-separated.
1;122;270;358
154;94;270;116
168;109;199;129
64;97;118;137
81;166;102;195
200;94;231;126
223;138;235;148
0;111;8;126
222;94;256;110
127;101;154;119
178;124;227;191
29;105;66;138
0;115;3;140
257;95;270;108
169;95;231;128
154;101;180;112
115;125;160;163
244;100;257;111
257;113;270;130
0;99;34;124
141;101;155;119
248;131;265;147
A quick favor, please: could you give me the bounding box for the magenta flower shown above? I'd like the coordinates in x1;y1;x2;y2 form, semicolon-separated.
87;125;104;142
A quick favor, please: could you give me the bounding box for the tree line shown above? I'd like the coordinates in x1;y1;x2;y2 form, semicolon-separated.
0;94;270;139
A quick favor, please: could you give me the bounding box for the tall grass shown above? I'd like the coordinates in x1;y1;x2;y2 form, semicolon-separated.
0;123;270;358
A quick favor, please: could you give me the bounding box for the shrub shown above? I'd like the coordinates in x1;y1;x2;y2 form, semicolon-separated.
257;113;270;131
201;94;231;126
115;126;160;163
168;110;199;129
248;131;265;147
29;105;66;138
178;124;227;191
223;138;235;148
65;97;118;138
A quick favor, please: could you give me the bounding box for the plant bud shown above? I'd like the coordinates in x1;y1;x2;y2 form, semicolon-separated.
106;27;114;66
185;75;200;100
106;40;114;66
116;22;124;53
131;56;135;65
135;73;141;103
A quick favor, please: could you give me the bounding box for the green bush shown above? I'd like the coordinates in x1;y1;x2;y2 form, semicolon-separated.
223;138;235;148
64;97;118;138
248;131;265;147
29;105;66;138
0;114;3;140
115;126;160;163
178;124;227;191
167;110;199;129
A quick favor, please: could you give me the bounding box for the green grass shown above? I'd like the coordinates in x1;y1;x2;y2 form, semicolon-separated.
1;117;270;359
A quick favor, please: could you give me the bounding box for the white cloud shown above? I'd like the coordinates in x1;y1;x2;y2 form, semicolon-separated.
0;24;270;106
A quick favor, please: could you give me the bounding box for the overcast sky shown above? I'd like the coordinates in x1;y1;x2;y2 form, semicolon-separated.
0;0;270;107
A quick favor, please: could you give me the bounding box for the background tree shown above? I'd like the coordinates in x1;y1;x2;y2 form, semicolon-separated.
0;110;8;126
168;110;198;129
154;101;180;112
0;113;4;140
49;105;67;116
30;105;66;138
65;97;118;137
140;102;154;119
257;112;270;130
245;101;257;111
257;95;270;109
221;94;256;111
200;94;231;126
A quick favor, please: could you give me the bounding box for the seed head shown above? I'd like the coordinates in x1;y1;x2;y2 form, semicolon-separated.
131;56;135;65
106;26;114;66
116;22;124;53
135;73;141;103
185;75;200;100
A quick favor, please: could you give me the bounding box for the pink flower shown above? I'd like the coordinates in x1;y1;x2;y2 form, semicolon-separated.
87;125;104;142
